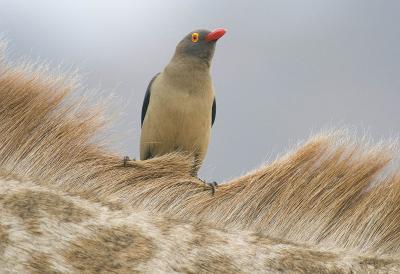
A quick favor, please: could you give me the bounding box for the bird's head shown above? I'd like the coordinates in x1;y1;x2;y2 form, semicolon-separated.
173;28;226;66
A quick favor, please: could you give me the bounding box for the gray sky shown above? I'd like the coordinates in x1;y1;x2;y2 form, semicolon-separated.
1;0;400;182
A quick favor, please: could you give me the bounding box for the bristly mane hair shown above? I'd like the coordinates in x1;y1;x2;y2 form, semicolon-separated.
1;46;400;257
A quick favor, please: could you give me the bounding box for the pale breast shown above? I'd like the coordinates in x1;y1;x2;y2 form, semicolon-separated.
140;73;214;162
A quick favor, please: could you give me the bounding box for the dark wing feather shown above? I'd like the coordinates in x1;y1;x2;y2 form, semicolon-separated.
141;73;160;127
211;97;216;127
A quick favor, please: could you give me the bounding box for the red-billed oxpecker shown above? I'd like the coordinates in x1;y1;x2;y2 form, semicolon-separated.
137;28;226;192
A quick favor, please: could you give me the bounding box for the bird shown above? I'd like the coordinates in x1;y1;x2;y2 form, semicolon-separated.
137;28;226;192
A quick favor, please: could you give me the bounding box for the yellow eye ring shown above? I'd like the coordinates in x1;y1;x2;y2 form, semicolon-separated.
191;32;199;43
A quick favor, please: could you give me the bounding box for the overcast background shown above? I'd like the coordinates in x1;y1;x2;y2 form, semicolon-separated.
1;1;400;182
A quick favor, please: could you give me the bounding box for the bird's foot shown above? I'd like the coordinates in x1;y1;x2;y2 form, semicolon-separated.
201;180;218;195
123;156;135;167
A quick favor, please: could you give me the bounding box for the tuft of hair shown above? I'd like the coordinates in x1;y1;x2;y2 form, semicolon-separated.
1;42;400;259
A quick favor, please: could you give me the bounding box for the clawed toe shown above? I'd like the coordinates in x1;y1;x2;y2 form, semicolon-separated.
202;180;218;195
123;156;130;167
123;156;136;167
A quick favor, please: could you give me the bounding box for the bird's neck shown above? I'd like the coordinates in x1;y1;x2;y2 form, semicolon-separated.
168;54;211;73
164;55;212;87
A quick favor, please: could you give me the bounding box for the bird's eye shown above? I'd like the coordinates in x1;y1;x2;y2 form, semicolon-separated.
191;33;199;43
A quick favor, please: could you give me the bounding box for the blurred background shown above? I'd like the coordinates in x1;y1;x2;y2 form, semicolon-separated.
1;0;400;182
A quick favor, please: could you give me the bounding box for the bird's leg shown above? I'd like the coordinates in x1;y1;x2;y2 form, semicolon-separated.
123;156;129;167
201;179;218;195
123;156;134;167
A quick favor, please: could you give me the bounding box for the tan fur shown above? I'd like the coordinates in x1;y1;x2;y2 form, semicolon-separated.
140;55;214;170
2;178;399;273
2;44;400;272
0;223;10;255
